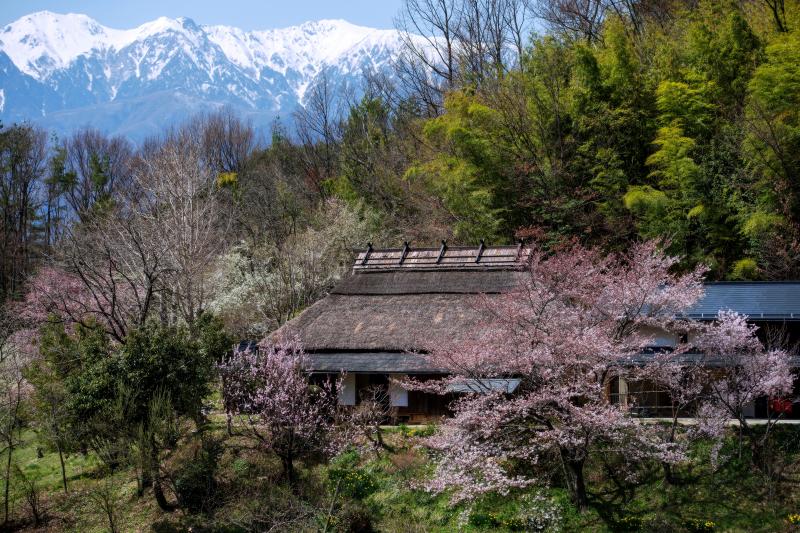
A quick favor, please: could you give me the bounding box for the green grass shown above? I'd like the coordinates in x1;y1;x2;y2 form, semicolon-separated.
320;428;800;532
12;430;100;492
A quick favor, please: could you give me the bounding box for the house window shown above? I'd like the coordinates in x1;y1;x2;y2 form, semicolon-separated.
609;377;676;417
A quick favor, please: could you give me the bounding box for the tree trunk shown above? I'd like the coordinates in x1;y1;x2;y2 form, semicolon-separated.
282;454;295;486
568;459;589;511
663;413;679;484
153;477;176;512
3;439;11;525
150;440;175;512
105;505;118;533
136;465;152;498
662;462;676;485
57;440;68;494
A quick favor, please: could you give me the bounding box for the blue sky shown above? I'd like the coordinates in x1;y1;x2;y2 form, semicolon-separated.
0;0;404;30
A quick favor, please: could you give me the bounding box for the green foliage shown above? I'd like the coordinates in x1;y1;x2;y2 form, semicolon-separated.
646;124;700;187
746;29;800;220
742;211;784;238
684;518;717;532
411;91;506;242
392;0;799;277
116;315;231;424
32;313;231;463
338;97;406;209
686;5;761;107
730;258;759;279
216;171;238;188
36;320;116;428
328;451;380;500
5;422;800;531
396;424;436;438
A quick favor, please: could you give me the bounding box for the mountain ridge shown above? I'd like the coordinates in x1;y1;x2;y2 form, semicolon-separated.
0;11;410;140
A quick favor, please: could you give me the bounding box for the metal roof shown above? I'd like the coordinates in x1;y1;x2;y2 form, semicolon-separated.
445;378;521;394
688;282;800;320
623;352;800;368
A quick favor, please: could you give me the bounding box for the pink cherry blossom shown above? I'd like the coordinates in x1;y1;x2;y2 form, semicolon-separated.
419;240;706;508
218;336;340;483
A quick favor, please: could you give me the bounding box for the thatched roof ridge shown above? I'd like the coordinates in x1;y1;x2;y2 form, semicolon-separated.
354;242;531;271
332;269;526;295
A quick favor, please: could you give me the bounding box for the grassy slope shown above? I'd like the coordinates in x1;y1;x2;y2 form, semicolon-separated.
3;424;800;532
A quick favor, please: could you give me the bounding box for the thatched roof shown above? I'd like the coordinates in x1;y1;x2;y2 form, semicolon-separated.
306;352;447;374
275;244;529;372
282;292;503;352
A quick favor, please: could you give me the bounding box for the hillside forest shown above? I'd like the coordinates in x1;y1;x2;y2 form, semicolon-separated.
0;0;799;531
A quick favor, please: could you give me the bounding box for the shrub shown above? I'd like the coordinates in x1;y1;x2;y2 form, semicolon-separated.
517;492;563;532
730;258;758;280
231;457;251;479
173;437;223;514
335;500;374;532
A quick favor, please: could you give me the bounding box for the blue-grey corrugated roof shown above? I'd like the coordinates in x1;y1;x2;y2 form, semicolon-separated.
687;282;800;320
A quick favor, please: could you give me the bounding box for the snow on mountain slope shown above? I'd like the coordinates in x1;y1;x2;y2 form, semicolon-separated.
0;11;411;140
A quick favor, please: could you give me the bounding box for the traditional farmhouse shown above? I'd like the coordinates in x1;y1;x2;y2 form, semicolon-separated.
277;243;529;422
277;243;800;423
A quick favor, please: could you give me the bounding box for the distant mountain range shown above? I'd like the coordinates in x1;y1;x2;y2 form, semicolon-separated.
0;11;411;140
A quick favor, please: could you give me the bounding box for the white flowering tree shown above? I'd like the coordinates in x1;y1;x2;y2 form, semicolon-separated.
210;198;387;335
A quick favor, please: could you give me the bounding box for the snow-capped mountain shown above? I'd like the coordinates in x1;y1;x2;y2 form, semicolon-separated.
0;11;409;140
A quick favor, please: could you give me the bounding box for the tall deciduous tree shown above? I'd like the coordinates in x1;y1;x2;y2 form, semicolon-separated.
0;125;48;303
132;129;227;324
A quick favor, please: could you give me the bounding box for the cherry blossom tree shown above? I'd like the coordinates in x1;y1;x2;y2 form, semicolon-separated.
632;321;707;483
694;311;794;467
16;198;170;344
218;337;339;483
419;241;707;508
16;266;123;337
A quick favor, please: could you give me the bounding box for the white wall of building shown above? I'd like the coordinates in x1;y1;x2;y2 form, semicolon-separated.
389;374;408;407
338;373;356;406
